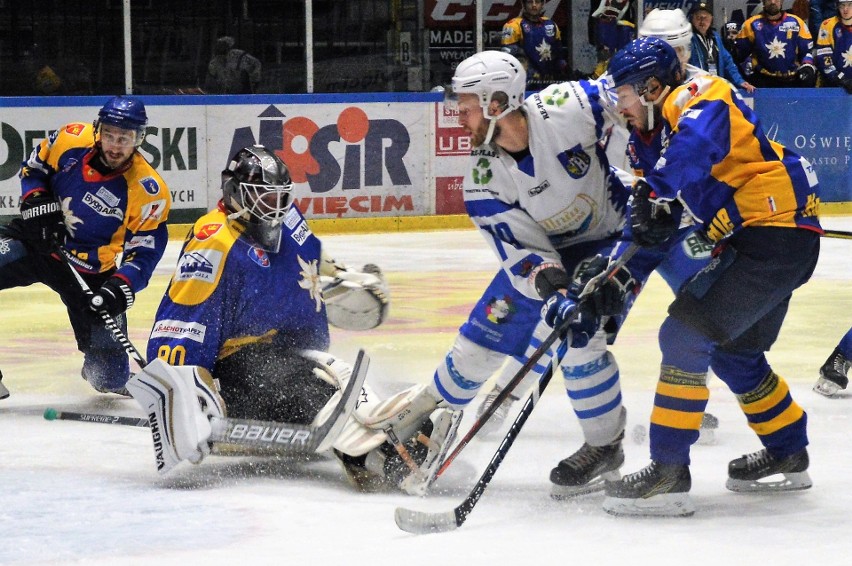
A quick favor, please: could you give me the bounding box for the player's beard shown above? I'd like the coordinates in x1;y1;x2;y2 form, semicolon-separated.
471;120;498;147
763;4;781;17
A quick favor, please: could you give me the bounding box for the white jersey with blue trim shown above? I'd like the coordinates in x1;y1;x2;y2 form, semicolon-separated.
463;79;628;300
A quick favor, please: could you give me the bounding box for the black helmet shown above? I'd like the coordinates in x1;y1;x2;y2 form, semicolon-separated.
221;145;293;252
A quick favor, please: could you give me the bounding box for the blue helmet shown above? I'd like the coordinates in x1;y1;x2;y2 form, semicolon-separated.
608;37;682;91
94;95;148;147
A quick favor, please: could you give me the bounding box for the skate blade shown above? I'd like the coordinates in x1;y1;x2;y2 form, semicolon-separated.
550;470;620;500
602;492;695;517
813;378;843;398
0;381;9;400
725;471;812;493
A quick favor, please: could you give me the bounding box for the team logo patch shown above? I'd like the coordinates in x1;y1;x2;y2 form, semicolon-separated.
96;186;120;208
472;157;493;185
140;199;167;223
297;255;323;312
681;231;715;259
248;247;270;267
150;319;207;343
557;148;591;179
140;176;160;195
485;296;516;324
195;223;222;241
176;249;223;283
64;123;86;136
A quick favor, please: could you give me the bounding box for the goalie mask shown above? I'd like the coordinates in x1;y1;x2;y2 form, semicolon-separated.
222;145;293;253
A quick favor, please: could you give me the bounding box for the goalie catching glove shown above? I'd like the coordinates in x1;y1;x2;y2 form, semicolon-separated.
322;263;390;330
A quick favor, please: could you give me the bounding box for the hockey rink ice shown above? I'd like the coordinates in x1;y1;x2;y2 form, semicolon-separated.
1;217;850;565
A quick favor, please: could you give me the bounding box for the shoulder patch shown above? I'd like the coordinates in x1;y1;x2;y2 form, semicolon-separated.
140;176;161;195
64;123;88;136
176;249;223;284
195;223;223;241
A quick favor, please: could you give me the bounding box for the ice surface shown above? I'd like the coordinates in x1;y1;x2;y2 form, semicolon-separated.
1;218;850;565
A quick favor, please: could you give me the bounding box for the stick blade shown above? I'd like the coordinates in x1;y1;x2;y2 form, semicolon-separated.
394;506;461;534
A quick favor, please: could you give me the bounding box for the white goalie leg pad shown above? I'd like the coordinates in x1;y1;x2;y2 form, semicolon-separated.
332;383;389;457
362;383;444;441
322;264;390;330
126;359;226;474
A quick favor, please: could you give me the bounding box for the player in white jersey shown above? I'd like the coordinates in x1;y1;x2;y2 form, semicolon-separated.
400;50;637;497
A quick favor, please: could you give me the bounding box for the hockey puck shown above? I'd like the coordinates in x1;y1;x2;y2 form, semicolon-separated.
631;424;647;444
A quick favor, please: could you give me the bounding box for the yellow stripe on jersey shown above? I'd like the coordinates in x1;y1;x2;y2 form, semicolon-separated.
167;210;242;306
219;329;279;360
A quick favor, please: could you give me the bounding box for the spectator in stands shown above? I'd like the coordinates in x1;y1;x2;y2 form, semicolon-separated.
688;1;755;92
204;36;262;94
501;0;569;85
588;0;635;78
810;0;839;35
814;0;852;92
734;0;816;87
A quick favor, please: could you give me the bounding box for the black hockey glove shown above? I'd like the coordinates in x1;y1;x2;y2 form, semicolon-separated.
19;190;67;251
569;255;636;317
630;180;683;248
838;73;852;95
90;276;135;317
796;64;816;88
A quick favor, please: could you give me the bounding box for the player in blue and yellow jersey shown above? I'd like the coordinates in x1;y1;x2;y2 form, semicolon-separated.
0;96;170;396
814;0;852;92
600;37;821;517
501;0;568;83
139;146;459;493
734;0;816;87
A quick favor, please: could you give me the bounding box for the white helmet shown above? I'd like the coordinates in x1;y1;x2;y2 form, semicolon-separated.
451;50;526;121
639;8;693;48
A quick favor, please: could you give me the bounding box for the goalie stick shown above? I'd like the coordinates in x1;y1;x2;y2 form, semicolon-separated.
394;244;639;534
43;349;370;456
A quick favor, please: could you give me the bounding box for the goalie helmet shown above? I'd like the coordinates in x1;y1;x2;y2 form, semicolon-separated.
221;145;293;253
93;95;148;148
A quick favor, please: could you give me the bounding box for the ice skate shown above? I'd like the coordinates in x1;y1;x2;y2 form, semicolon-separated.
602;460;694;517
726;448;812;493
550;432;624;499
813;347;849;398
82;368;131;397
475;384;518;437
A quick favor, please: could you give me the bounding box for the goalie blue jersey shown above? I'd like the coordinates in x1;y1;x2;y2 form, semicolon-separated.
147;204;330;372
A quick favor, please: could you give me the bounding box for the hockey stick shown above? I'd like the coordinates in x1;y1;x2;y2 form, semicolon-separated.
822;229;852;240
43;349;370;455
395;244;639;533
53;245;147;369
429;242;640;481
